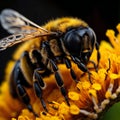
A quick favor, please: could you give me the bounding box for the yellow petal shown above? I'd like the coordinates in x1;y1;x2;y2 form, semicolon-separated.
77;81;91;90
110;73;120;79
116;23;120;33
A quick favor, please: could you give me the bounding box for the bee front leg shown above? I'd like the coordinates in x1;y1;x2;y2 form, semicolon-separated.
88;60;98;72
72;56;92;84
63;57;78;83
95;42;100;68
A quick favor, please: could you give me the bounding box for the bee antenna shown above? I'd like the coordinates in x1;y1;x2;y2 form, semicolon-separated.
55;31;63;37
49;31;62;37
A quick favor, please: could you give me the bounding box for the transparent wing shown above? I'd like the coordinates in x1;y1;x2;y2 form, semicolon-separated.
0;9;58;51
0;8;48;34
0;33;25;51
0;30;58;51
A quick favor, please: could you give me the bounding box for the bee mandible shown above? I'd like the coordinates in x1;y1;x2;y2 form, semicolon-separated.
0;9;100;116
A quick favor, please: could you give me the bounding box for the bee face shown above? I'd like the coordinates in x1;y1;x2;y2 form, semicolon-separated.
62;27;96;64
0;9;100;116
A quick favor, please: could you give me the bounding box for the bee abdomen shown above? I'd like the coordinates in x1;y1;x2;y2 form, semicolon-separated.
9;51;35;97
9;60;31;98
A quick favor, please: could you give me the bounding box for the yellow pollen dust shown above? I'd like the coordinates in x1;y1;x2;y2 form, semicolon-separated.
77;81;91;90
58;102;69;115
105;91;112;99
69;104;80;115
89;89;97;98
40;113;61;120
92;83;101;90
68;92;80;101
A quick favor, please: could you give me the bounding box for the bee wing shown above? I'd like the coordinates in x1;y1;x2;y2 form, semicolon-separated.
0;9;58;51
0;33;24;51
0;29;58;51
0;8;48;34
0;30;43;51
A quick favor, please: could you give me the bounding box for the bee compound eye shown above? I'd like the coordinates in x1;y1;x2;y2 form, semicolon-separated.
76;27;96;41
63;29;82;56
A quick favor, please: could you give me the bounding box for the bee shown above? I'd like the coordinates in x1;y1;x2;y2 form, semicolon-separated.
0;9;100;116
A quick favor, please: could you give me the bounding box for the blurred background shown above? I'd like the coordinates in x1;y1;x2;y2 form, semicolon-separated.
0;0;120;119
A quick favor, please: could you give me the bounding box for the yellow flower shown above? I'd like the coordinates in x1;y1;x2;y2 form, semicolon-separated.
1;23;120;120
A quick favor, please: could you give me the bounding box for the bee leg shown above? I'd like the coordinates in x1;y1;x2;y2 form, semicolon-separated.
88;60;98;72
78;63;92;83
64;57;78;83
10;59;38;116
72;57;92;84
105;58;111;80
50;59;70;106
33;68;48;112
16;83;38;117
95;42;100;68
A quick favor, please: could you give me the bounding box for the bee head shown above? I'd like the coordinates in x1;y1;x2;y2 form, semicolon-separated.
62;27;96;64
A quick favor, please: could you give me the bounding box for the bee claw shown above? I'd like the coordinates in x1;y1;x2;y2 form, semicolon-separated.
27;104;39;117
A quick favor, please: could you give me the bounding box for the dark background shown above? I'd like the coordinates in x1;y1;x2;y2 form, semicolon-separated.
0;0;119;82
